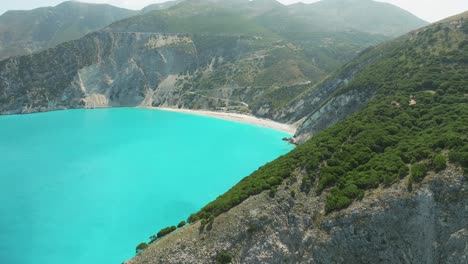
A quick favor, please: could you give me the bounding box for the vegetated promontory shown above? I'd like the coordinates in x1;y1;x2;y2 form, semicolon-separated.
127;11;468;264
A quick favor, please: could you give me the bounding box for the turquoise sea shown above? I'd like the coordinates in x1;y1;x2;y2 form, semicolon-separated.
0;108;293;264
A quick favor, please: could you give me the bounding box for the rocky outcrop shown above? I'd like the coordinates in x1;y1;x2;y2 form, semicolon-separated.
126;167;467;264
267;49;381;143
0;31;271;114
293;89;374;144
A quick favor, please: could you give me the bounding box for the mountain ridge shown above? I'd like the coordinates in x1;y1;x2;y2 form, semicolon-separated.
0;0;426;119
125;11;467;263
0;1;137;60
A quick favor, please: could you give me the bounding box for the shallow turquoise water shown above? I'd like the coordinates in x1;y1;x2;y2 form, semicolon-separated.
0;108;293;264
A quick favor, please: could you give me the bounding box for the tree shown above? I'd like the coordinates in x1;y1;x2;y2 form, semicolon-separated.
136;242;148;254
216;251;233;264
177;221;186;228
411;163;427;182
156;226;177;239
433;154;447;171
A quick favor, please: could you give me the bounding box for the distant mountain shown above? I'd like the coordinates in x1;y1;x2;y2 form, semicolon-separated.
0;0;427;117
109;0;283;35
0;1;137;60
268;0;429;37
142;0;185;13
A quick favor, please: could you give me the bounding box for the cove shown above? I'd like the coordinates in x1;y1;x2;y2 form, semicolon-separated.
0;108;293;264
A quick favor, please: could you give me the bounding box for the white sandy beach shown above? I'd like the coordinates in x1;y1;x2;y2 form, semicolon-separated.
142;106;298;135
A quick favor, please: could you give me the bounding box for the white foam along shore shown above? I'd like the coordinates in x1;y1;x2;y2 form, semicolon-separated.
142;106;298;135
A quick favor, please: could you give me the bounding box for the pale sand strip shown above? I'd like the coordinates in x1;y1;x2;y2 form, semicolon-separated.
141;106;297;135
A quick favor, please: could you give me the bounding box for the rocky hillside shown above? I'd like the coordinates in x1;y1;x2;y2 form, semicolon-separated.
0;0;425;116
286;10;467;143
126;12;468;264
128;168;467;264
0;1;137;60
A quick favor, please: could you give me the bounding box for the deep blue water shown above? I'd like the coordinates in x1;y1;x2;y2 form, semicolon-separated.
0;108;293;264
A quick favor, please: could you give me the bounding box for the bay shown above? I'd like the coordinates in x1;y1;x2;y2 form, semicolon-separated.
0;108;293;264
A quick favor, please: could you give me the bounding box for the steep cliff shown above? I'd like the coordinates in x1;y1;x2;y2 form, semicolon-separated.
126;167;467;264
0;30;315;114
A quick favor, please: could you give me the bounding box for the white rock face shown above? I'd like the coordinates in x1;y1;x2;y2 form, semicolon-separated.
126;168;468;264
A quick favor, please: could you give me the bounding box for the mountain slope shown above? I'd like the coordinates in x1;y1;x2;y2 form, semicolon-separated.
0;0;426;117
126;12;468;264
286;0;428;36
142;0;184;13
250;0;427;88
0;1;137;60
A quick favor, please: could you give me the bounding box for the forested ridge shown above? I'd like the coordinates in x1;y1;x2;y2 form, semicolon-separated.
179;13;468;228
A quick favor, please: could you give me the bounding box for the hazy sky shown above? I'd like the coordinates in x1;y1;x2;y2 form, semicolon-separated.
0;0;467;22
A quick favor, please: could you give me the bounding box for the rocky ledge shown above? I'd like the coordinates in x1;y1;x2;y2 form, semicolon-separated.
125;166;467;264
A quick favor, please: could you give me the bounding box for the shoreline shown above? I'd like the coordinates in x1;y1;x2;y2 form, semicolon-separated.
142;106;297;135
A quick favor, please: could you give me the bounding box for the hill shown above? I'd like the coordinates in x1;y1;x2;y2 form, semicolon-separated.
142;0;184;13
283;0;428;36
0;0;426;117
127;11;468;264
0;1;137;60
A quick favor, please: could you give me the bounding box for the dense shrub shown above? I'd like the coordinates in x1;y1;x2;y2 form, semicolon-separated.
326;187;352;213
290;190;296;198
155;226;176;240
411;163;428;182
135;242;148;254
449;147;468;167
268;187;277;198
216;251;233;264
433;154;447;171
177;221;186;228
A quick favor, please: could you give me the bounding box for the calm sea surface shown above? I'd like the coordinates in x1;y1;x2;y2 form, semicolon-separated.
0;108;293;264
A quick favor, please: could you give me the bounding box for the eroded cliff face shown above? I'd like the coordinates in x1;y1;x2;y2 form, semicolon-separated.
126;167;467;264
0;29;320;116
273;51;381;143
0;31;271;114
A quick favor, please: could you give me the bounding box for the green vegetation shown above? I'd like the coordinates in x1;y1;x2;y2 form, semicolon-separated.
216;251;233;264
135;242;148;254
247;224;260;234
0;1;136;59
411;163;428;182
187;15;467;221
268;187;277;198
290;190;296;199
256;0;427;38
449;146;468;176
157;226;176;238
150;226;177;242
177;221;186;228
433;155;447;172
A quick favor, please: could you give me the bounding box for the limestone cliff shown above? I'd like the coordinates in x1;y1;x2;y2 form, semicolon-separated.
0;30;312;114
126;167;467;264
